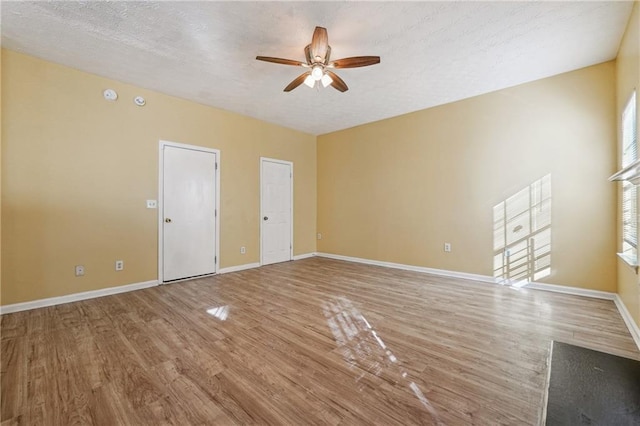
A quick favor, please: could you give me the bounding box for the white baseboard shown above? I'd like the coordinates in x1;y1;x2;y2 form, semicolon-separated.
315;251;639;351
315;252;618;298
315;252;498;284
219;255;315;273
218;262;261;274
523;282;616;300
614;295;640;351
293;252;316;261
0;280;158;315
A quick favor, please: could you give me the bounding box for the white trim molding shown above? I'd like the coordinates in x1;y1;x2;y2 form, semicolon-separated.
614;295;640;351
0;280;158;315
523;282;616;300
315;252;498;284
220;255;314;273
218;262;261;274
293;253;316;261
315;252;640;351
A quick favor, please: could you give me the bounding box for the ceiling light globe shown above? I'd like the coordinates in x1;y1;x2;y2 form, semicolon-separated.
304;75;315;88
311;66;323;81
321;74;333;88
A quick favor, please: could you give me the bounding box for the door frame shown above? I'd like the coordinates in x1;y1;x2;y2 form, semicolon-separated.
158;140;221;284
260;157;293;266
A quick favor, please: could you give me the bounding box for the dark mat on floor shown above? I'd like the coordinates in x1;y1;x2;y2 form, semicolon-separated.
545;341;640;425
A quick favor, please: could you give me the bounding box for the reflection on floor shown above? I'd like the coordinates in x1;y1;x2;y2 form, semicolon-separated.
322;296;443;424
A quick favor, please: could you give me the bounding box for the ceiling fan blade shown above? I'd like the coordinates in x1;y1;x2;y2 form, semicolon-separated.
331;56;380;69
310;26;329;62
304;45;313;64
284;72;310;92
256;56;305;66
326;70;348;92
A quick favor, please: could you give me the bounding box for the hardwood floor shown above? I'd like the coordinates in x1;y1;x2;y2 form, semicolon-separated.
1;257;638;425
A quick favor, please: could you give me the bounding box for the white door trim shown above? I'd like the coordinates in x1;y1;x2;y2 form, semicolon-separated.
158;140;221;284
260;157;293;266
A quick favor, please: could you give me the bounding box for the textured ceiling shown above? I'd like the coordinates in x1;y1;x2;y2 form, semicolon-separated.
1;1;634;135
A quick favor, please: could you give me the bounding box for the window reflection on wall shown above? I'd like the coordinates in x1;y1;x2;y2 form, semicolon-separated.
493;175;551;284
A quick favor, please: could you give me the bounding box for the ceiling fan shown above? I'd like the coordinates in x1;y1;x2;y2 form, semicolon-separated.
256;26;380;93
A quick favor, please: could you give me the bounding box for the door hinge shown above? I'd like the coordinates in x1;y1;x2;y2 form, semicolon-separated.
215;256;217;263
215;209;217;217
215;162;218;170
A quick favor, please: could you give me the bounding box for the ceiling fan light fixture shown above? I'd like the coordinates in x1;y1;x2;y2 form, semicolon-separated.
311;65;324;81
256;26;379;93
321;73;333;88
304;75;315;88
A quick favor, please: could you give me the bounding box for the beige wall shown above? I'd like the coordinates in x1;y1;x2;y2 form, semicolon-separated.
617;2;640;327
1;34;630;306
318;62;617;291
1;49;317;306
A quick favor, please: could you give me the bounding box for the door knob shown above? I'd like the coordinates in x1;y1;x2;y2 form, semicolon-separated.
263;216;268;221
165;218;172;223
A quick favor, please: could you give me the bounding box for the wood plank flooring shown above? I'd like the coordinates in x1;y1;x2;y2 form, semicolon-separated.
1;257;638;425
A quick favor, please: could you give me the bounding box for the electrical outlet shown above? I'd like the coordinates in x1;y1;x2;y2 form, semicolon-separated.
115;260;124;271
444;243;451;252
75;265;85;276
240;247;246;254
146;200;157;209
317;233;322;240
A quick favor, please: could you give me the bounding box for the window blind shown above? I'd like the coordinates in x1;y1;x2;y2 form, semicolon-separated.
622;91;637;255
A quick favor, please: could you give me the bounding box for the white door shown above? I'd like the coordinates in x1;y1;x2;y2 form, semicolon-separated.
261;158;292;265
162;144;218;282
